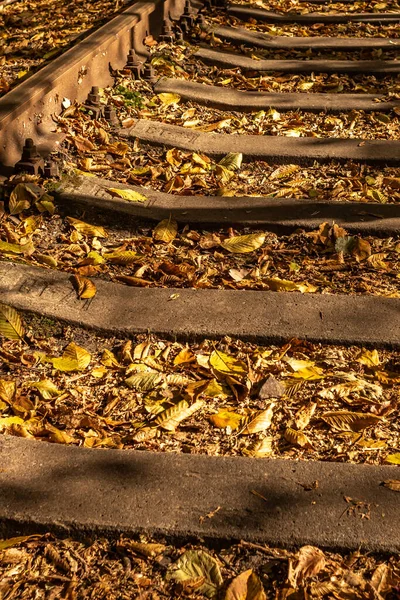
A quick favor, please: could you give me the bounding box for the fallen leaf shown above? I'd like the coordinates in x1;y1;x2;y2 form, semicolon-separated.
156;399;204;431
288;546;325;589
210;409;242;430
219;152;243;171
221;233;265;254
125;371;162;391
51;342;91;372
9;183;37;214
153;218;178;243
321;411;382;432
158;92;181;106
357;349;380;368
66;217;107;238
284;427;313;449
381;480;400;492
241;404;274;435
224;569;266;600
71;275;97;299
209;350;247;376
385;453;400;465
107;188;148;203
167;550;223;598
0;304;24;340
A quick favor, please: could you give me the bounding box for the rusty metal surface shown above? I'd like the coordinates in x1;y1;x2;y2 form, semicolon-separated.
0;0;185;172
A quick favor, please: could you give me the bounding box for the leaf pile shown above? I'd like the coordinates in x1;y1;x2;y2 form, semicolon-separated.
0;0;129;96
0;534;399;599
1;190;399;296
0;314;398;463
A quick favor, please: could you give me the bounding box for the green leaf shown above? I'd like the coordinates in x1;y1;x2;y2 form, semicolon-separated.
0;304;24;340
167;550;223;598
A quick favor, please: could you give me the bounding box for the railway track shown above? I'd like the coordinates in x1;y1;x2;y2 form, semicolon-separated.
0;0;400;580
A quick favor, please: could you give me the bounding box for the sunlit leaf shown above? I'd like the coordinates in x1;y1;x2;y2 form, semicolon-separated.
158;92;181;106
174;348;196;366
126;541;166;557
0;536;37;551
0;304;24;340
357;349;380;368
210;409;242;430
29;380;61;399
71;274;97;299
125;371;162;391
321;411;382;432
66;217;107;238
155;399;204;431
294;403;317;430
224;569;266;600
209;350;247;376
241;404;274;435
153;218;178;243
51;342;91;372
385;453;400;465
104;251;139;265
220;233;265;254
167;550;223;598
107;188;148;203
243;436;274;458
289;546;325;588
284;427;313;449
219;152;242;171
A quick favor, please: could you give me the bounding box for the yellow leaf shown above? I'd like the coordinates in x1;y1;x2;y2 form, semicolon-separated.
155;399;204;431
174;348;196;365
221;233;265;254
290;366;324;381
224;569;266;600
243;436;273;458
0;241;25;254
218;152;243;171
203;379;230;399
153;218;178;243
0;416;24;428
125;371;162;391
71;274;97;299
0;379;16;403
107;188;148;203
0;536;37;550
357;349;380;368
209;349;247;376
266;278;302;292
9;183;37;215
126;541;166;557
284;427;313;449
51;342;91;372
322;411;382;432
66;217;107;238
210;409;242;430
294;403;317;430
29;380;61;399
158;92;181;106
0;304;24;340
241;404;274;435
385;453;400;465
35;254;58;268
46;423;75;444
103;251;139;265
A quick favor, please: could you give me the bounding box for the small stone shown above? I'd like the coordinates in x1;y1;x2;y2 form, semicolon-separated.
258;375;285;400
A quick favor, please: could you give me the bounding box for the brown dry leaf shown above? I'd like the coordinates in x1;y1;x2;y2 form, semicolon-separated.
243;436;273;458
351;238;371;262
294;403;317;430
224;569;266;600
125;541;166;557
321;411;382;432
153;218;178;243
381;480;400;492
288;546;326;589
241;404;274;435
71;275;97;299
284;427;313;450
371;563;394;596
156;399;204;431
210;409;242;431
66;217;107;238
